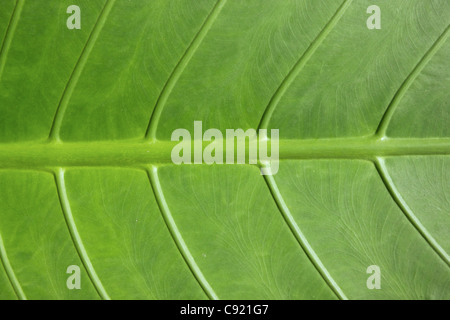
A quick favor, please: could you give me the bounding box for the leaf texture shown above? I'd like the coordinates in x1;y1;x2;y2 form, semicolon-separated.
0;0;449;300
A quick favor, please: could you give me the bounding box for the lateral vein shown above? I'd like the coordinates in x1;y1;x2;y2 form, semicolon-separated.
146;166;218;300
374;158;450;266
258;0;353;130
0;0;24;81
375;23;450;137
0;232;26;300
54;168;111;300
48;0;116;141
262;172;348;300
145;0;227;140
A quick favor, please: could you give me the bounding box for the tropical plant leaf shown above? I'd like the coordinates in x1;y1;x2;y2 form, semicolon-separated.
0;0;448;300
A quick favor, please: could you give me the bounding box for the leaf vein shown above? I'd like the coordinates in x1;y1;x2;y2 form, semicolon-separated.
374;158;450;266
0;0;24;82
261;170;348;300
145;0;227;140
258;0;353;131
146;166;218;300
0;232;26;300
48;0;116;142
375;23;450;137
54;168;111;299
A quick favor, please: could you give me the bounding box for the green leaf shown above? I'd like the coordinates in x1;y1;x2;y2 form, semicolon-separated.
0;0;449;300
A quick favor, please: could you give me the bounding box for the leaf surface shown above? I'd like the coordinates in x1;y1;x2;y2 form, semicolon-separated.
0;0;449;300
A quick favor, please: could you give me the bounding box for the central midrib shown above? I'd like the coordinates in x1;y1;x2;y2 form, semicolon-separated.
0;137;448;168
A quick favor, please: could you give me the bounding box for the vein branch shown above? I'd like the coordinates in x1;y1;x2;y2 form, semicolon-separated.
0;0;24;82
375;23;450;138
48;0;116;142
374;158;450;266
0;232;26;300
262;171;348;300
145;0;227;141
146;166;218;300
258;0;353;131
54;168;111;300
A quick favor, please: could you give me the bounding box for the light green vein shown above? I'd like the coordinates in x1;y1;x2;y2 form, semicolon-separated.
146;166;218;300
54;168;110;300
145;0;227;140
0;137;448;168
48;0;116;142
375;23;450;138
262;170;348;300
258;0;353;130
0;0;24;81
0;232;26;300
374;158;450;267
